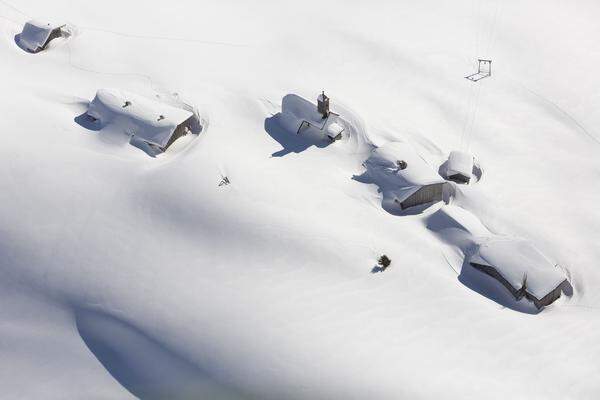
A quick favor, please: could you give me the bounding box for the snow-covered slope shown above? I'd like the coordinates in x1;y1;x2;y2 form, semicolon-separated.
1;0;599;399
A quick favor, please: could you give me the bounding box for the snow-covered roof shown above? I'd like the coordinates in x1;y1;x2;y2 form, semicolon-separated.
87;89;193;148
447;151;473;178
469;238;567;300
282;94;327;128
326;122;344;138
19;20;61;52
364;142;446;203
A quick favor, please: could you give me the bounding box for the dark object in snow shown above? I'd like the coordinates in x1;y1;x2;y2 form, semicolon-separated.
397;184;445;210
468;239;572;309
358;143;449;212
218;176;230;187
280;94;344;142
444;151;473;184
396;160;407;171
448;173;470;184
123;101;132;108
378;255;391;269
17;21;70;53
371;255;392;273
317;91;330;119
465;59;492;82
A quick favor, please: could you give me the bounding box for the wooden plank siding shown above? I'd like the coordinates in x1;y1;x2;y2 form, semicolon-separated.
400;183;445;210
471;262;569;309
161;115;197;151
40;28;64;51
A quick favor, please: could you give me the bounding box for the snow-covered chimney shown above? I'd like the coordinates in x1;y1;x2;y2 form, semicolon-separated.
317;91;330;119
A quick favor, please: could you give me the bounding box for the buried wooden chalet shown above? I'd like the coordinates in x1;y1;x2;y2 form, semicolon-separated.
86;89;198;152
363;142;449;210
469;238;571;309
18;20;69;53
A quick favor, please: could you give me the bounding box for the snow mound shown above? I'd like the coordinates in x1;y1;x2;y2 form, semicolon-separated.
470;238;572;308
445;151;474;183
2;1;600;398
280;94;345;139
76;309;249;399
265;93;355;156
426;206;573;311
356;141;449;213
86;88;200;152
438;150;484;184
17;20;70;53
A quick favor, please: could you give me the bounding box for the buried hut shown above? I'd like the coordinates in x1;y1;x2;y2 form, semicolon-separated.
362;142;449;211
18;20;70;53
468;238;572;309
280;92;345;141
86;89;200;152
443;150;474;184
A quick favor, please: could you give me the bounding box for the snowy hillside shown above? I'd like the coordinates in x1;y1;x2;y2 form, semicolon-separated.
1;0;599;399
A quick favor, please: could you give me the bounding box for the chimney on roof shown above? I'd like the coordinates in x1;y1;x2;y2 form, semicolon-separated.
317;91;330;119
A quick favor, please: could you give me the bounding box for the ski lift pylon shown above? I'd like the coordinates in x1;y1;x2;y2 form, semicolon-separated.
465;59;492;82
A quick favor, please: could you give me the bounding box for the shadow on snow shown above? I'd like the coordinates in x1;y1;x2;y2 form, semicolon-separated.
425;208;542;314
264;94;333;157
75;309;251;400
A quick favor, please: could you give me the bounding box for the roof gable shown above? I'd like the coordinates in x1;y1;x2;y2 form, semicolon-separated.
20;20;60;51
470;238;567;300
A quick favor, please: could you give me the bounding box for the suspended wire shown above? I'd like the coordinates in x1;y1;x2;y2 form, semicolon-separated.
77;26;249;48
0;13;19;24
472;0;484;58
0;0;247;48
486;1;505;60
480;1;495;58
460;83;477;149
0;0;28;25
462;83;482;151
64;42;159;93
0;0;247;93
458;0;483;148
460;0;503;151
0;0;28;18
466;85;484;152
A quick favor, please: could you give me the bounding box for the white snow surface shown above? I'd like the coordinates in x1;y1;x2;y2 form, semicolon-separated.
88;88;193;148
1;0;600;399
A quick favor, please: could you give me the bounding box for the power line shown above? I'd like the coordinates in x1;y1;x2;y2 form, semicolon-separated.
460;0;500;151
0;0;28;17
78;26;250;48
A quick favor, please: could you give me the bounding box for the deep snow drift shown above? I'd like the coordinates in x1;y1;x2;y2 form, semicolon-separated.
355;141;449;213
1;0;600;399
84;88;201;155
